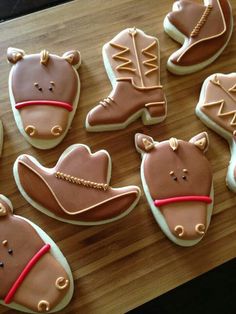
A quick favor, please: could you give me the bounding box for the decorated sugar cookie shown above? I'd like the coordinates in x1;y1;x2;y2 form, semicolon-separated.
0;195;73;313
135;132;213;246
7;48;81;149
163;0;233;75
196;73;236;192
14;144;141;225
86;27;167;131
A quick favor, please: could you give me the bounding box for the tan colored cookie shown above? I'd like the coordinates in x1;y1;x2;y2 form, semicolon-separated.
7;48;81;149
135;132;213;246
86;27;167;131
14;144;141;225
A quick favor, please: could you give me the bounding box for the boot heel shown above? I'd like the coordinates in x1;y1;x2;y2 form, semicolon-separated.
142;101;167;125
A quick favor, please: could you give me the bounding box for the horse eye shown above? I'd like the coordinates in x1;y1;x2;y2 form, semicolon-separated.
49;87;53;91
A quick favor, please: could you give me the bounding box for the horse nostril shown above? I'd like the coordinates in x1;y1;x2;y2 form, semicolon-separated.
25;125;37;137
55;276;69;290
195;223;205;235
37;300;50;312
174;225;184;237
51;125;63;136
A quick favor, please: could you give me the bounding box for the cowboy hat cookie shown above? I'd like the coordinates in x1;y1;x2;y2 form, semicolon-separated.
86;27;167;131
0;194;73;313
196;73;236;192
7;47;81;149
14;144;141;225
135;132;213;246
163;0;233;75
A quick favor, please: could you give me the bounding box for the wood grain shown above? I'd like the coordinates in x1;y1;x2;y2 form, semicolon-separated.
0;0;235;313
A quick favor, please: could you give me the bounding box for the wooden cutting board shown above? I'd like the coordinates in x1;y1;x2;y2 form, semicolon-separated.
0;0;235;313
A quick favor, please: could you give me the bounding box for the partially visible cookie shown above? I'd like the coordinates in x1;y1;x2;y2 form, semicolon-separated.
196;72;236;191
163;0;233;75
7;48;81;149
135;132;213;247
86;27;167;131
14;144;141;225
0;194;73;313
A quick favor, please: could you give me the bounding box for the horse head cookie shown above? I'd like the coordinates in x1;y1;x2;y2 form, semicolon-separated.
164;0;233;75
14;144;141;225
0;195;73;312
196;73;236;192
86;28;167;131
135;132;213;246
7;48;81;149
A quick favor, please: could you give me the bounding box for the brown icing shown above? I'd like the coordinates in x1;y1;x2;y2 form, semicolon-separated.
87;28;166;128
200;73;236;134
16;145;140;222
167;0;232;65
0;196;70;311
135;132;212;241
7;48;80;140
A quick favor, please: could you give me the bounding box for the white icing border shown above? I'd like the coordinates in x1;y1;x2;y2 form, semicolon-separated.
13;144;141;225
195;72;236;192
8;53;81;150
163;0;234;75
0;195;74;313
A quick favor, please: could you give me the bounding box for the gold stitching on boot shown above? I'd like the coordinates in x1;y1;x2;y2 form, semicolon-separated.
190;5;213;37
110;43;136;73
55;172;109;191
142;41;158;76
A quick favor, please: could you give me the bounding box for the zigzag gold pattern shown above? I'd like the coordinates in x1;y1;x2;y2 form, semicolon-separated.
110;42;136;73
55;171;109;191
229;84;236;93
142;41;158;76
190;5;213;37
203;100;236;127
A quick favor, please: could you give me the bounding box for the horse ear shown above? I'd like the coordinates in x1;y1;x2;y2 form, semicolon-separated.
62;50;81;68
189;132;209;153
7;47;25;64
0;197;13;218
135;133;155;154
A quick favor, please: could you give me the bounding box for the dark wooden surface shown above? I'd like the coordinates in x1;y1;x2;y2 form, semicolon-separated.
0;0;235;313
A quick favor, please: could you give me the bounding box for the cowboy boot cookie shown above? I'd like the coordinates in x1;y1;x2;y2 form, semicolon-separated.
196;73;236;192
14;144;141;225
7;48;81;149
86;28;167;131
0;195;73;312
164;0;233;75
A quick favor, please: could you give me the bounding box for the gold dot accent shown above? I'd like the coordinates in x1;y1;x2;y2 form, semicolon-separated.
169;137;178;151
174;225;184;237
195;223;205;235
40;50;49;65
2;240;8;246
183;169;188;173
25;125;37;137
169;171;174;175
0;204;7;216
51;125;62;136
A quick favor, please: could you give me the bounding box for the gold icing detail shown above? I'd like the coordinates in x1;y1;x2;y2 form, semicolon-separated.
174;225;184;237
195;223;205;235
142;138;154;151
50;81;55;85
145;101;165;107
55;277;69;290
110;43;136;73
183;169;188;173
169;138;178;151
142;41;158;76
229;84;236;93
63;53;75;64
25;125;37;137
210;75;236;102
129;28;144;87
51;125;63;136
190;5;213;37
40;50;49;65
55;171;109;191
2;240;8;246
203;100;236;127
169;171;174;175
176;0;226;63
210;74;221;86
34;82;39;87
38;300;50;312
0;204;7;216
194;137;207;150
233;130;236;136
